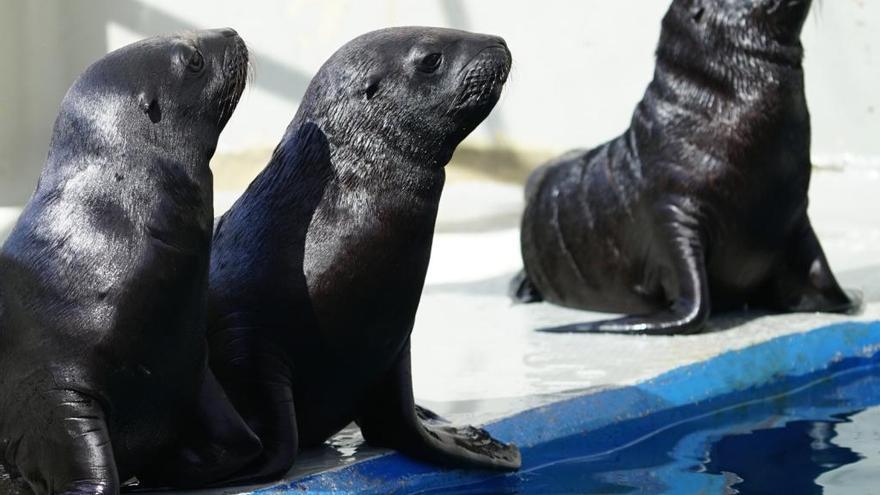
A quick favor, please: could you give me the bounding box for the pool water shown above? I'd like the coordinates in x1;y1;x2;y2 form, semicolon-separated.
416;363;880;495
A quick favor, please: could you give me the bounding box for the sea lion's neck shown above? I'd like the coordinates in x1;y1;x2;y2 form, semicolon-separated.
650;7;805;111
31;110;215;252
263;117;446;211
234;118;443;330
43;100;215;194
627;8;811;175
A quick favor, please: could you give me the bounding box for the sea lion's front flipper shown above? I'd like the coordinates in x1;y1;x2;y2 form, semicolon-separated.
538;203;710;336
767;220;863;314
15;389;119;495
208;325;299;484
137;371;262;489
357;341;521;471
509;269;544;304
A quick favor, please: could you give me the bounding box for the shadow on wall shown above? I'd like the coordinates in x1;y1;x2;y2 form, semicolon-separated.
0;0;526;206
0;0;310;206
104;0;312;103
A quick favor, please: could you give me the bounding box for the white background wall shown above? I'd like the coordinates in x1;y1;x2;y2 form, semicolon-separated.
1;0;878;206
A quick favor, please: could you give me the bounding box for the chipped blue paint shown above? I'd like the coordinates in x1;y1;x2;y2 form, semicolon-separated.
256;321;880;494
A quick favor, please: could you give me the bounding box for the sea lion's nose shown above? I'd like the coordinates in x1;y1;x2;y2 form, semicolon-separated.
213;27;239;38
479;35;507;49
485;35;509;57
485;36;511;60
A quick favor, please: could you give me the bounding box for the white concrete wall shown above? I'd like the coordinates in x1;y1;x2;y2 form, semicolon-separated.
1;0;878;206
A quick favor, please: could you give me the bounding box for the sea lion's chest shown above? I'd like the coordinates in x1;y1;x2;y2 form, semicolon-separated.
302;196;435;351
639;84;809;209
642;96;811;288
289;195;437;442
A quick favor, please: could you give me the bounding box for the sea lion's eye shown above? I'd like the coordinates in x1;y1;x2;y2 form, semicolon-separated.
188;51;205;72
766;0;784;14
418;53;443;73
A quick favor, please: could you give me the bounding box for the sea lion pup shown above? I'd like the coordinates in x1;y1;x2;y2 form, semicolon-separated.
0;29;260;494
208;27;519;481
512;0;861;335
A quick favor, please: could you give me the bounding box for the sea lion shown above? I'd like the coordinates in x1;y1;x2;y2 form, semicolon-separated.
0;29;260;494
513;0;861;335
208;27;519;481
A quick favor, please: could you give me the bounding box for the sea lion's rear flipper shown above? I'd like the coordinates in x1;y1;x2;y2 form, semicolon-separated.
538;205;710;336
356;341;521;471
15;389;119;495
137;371;262;489
766;220;863;314
207;326;299;484
509;269;543;304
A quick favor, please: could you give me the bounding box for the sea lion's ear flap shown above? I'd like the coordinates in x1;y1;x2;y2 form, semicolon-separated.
137;91;162;124
690;2;705;22
362;75;381;101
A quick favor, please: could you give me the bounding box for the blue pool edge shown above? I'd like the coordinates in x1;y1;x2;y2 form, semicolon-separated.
256;321;880;494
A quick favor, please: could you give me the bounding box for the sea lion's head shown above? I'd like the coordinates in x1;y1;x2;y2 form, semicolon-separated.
678;0;812;45
50;28;249;166
294;27;511;168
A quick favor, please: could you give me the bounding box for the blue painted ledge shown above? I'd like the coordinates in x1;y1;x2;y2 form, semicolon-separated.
257;321;880;494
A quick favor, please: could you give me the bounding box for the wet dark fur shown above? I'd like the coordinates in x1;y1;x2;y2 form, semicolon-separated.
515;0;860;335
0;29;259;494
208;27;520;483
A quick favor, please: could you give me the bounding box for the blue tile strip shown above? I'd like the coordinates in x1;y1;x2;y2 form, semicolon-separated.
256;321;880;494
